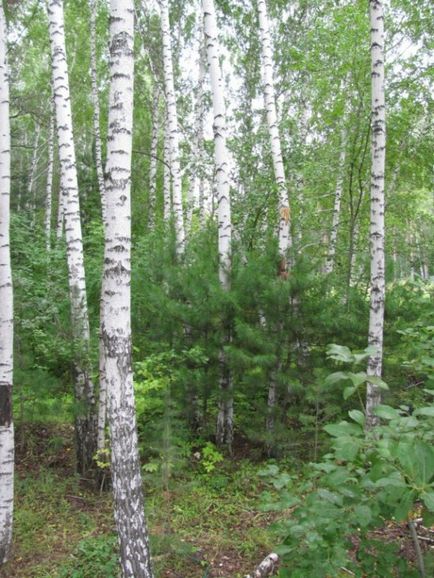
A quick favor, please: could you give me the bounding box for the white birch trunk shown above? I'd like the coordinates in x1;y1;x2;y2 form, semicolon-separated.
89;0;107;224
148;85;160;229
203;0;233;449
325;122;347;274
103;2;153;575
159;0;185;253
193;38;207;227
366;0;386;430
47;0;96;473
45;107;55;250
257;0;292;270
163;109;172;222
27;124;41;215
56;181;64;239
0;4;14;564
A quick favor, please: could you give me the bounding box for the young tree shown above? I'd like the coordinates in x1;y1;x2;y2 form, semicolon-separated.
45;109;55;250
148;84;160;228
202;0;233;449
159;0;185;253
0;1;14;565
102;1;153;575
366;0;386;429
47;0;97;473
256;0;292;270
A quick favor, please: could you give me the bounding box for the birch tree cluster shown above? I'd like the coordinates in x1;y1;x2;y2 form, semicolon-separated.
0;0;433;575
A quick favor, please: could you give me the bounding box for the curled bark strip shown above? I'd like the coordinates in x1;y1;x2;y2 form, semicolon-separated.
245;552;279;578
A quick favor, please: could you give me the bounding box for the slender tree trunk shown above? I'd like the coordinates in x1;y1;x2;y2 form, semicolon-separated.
257;0;292;270
163;109;172;222
366;0;386;430
103;2;153;575
0;4;14;564
203;0;233;450
56;181;64;239
159;0;185;254
45;106;55;250
47;0;97;474
89;0;107;224
148;85;160;229
89;0;109;453
325;122;347;274
27;124;41;216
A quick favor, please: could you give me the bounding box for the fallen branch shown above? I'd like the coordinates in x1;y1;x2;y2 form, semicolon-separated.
245;553;279;578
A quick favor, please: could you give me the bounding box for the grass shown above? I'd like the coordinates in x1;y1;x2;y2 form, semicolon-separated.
2;424;278;578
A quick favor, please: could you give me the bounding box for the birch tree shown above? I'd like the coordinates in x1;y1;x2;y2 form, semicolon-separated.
257;0;292;271
45;110;55;250
325;119;348;274
0;1;14;564
366;0;386;429
148;85;160;228
103;1;153;575
202;0;233;449
47;0;97;473
163;110;172;222
159;0;185;253
89;0;107;224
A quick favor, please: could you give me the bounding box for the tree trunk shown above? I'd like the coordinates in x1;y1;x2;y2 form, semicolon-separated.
325;121;347;274
103;2;153;575
27;123;41;217
257;0;292;270
89;0;107;224
163;109;172;222
45;107;55;250
148;85;160;229
0;3;14;564
159;0;185;254
47;0;97;474
203;0;233;451
366;0;386;430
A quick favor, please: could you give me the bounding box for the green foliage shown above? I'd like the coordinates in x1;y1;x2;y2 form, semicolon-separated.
57;535;118;578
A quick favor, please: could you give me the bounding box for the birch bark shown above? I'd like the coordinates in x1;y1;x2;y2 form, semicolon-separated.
366;0;386;430
45;110;55;250
89;0;107;224
27;124;41;215
47;0;97;473
159;0;185;253
0;3;14;564
148;85;160;229
103;2;153;575
257;0;292;270
203;0;233;449
163;109;172;222
325;121;347;274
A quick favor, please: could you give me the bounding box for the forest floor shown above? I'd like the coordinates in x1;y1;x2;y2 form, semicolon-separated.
1;424;279;578
3;424;433;577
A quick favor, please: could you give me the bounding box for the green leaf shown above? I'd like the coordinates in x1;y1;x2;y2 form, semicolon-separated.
394;489;416;521
325;371;349;385
374;405;400;420
422;492;434;511
396;441;434;485
343;386;357;400
326;344;354;363
348;409;365;426
367;376;389;390
414;406;434;417
348;372;367;387
324;421;363;437
354;504;372;527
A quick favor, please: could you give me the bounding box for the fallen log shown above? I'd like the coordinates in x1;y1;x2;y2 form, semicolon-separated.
244;552;279;578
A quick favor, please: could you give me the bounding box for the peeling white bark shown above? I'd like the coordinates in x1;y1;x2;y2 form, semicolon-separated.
257;0;292;269
203;0;233;450
0;3;14;565
245;553;279;578
103;2;153;576
366;0;386;430
47;0;96;472
159;0;185;253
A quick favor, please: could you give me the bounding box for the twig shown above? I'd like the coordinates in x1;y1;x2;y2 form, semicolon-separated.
409;520;426;578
